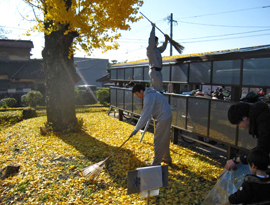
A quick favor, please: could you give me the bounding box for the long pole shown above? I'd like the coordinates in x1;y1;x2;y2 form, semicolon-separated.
140;12;165;35
100;134;133;166
170;13;173;56
140;12;184;54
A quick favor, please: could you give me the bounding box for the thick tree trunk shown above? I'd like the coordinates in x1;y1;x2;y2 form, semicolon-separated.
42;29;80;131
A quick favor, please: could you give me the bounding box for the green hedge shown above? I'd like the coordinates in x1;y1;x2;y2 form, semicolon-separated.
0;98;17;108
96;88;110;104
21;90;43;107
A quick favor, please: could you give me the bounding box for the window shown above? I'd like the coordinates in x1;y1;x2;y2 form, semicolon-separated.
189;62;211;84
171;64;188;83
161;65;170;82
134;67;143;81
125;68;133;81
110;69;117;80
213;60;241;85
118;69;124;80
243;58;270;86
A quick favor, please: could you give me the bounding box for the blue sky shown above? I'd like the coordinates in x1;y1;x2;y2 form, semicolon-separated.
1;0;270;62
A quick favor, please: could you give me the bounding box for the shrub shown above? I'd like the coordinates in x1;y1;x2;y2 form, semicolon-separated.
21;94;27;106
96;88;110;104
21;90;43;107
74;89;97;105
0;98;17;108
74;89;83;104
74;89;80;102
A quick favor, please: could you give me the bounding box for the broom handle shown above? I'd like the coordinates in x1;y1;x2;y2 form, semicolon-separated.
140;12;165;35
101;134;133;165
140;12;184;54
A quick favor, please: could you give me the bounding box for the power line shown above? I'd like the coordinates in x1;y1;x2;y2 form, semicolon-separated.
104;32;270;56
181;33;270;44
4;26;270;45
177;20;270;28
175;29;270;41
176;5;270;20
119;29;270;43
117;33;270;47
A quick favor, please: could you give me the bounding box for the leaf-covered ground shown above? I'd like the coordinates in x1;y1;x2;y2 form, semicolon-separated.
0;108;223;204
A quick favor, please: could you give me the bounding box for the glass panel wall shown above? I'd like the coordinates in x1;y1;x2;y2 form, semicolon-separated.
209;101;236;144
171;64;188;83
118;68;124;80
133;95;142;115
161;65;170;82
110;53;270;151
243;58;270;86
117;89;124;109
189;62;211;84
171;96;187;129
125;68;133;81
124;89;133;111
134;67;143;81
187;98;209;136
110;88;116;106
143;67;151;81
111;69;117;80
213;60;241;85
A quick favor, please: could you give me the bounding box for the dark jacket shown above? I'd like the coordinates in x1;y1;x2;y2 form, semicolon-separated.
229;174;270;204
240;102;270;164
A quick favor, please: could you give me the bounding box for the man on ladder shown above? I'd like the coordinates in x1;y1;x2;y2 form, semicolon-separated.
147;23;169;92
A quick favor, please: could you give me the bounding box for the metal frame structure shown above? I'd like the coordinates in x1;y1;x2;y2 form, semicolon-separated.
109;45;270;159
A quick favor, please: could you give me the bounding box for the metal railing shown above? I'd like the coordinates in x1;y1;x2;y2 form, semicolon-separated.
110;86;256;152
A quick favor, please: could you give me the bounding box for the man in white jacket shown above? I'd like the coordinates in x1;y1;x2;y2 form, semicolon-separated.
147;23;169;92
130;84;172;166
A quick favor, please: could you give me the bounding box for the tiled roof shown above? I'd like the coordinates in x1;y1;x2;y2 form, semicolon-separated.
96;74;110;82
0;39;34;48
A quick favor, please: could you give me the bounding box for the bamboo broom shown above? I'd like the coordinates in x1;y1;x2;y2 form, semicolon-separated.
82;134;134;181
140;12;184;54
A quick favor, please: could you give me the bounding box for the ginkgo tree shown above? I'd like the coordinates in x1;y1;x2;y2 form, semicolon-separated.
22;0;143;131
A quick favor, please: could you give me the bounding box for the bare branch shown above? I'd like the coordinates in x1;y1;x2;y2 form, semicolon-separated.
22;0;41;9
17;0;43;23
31;5;43;24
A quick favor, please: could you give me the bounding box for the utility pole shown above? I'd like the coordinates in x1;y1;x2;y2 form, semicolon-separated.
166;13;178;56
170;13;173;56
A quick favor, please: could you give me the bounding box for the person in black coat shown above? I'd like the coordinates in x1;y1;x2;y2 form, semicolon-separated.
228;149;270;204
225;101;270;170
